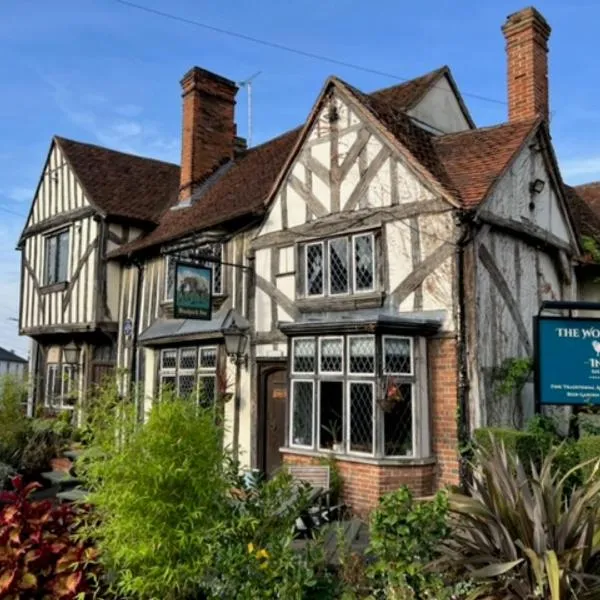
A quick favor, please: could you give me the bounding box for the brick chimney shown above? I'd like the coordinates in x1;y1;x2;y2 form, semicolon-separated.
179;67;238;202
502;7;551;123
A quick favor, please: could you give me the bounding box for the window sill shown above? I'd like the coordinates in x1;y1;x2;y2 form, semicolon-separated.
280;446;436;467
296;291;384;312
40;282;68;294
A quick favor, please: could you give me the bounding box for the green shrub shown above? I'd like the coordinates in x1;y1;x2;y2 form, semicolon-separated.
367;486;451;598
438;438;600;599
0;377;30;469
79;391;329;599
574;435;600;480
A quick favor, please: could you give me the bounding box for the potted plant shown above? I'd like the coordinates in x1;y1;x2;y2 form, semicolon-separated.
378;377;405;413
322;420;343;452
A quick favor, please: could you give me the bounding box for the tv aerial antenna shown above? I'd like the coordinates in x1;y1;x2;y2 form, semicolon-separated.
237;71;261;148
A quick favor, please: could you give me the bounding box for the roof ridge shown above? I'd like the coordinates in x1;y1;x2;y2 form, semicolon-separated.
574;180;600;189
436;117;539;140
367;65;447;97
55;135;179;168
245;125;303;152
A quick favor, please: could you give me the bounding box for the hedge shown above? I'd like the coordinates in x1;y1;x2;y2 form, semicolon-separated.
574;435;600;479
473;427;553;468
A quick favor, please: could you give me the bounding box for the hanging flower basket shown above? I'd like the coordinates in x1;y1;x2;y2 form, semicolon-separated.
218;391;234;404
377;377;404;413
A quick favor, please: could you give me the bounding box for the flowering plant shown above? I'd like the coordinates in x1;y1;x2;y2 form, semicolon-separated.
378;377;405;413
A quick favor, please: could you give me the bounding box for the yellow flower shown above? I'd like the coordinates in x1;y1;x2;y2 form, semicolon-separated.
256;548;269;560
259;561;269;570
247;543;255;554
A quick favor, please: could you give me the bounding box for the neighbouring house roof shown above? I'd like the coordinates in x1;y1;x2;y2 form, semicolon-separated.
0;347;27;363
56;136;180;224
567;183;600;240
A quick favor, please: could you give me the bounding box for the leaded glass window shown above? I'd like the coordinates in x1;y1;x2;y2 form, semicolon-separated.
291;380;313;447
383;337;412;375
349;382;373;454
293;338;316;373
320;337;343;373
306;242;324;296
348;336;375;374
353;234;374;291
328;238;349;295
384;383;413;456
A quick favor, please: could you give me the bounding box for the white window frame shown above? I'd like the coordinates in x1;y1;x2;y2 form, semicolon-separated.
45;363;76;410
44;229;70;285
291;337;316;375
347;334;376;375
382;335;414;376
318;336;344;376
305;241;325;297
290;379;315;449
352;232;375;294
327;237;350;296
346;379;376;457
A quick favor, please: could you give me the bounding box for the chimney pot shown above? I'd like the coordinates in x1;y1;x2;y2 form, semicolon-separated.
502;6;551;123
178;67;238;202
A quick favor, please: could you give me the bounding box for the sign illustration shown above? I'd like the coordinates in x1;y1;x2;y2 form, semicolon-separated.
174;261;213;320
536;316;600;406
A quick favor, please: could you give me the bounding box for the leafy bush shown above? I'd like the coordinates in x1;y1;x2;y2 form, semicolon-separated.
0;377;30;469
367;486;451;599
0;475;101;599
438;437;600;599
575;435;600;480
80;393;329;599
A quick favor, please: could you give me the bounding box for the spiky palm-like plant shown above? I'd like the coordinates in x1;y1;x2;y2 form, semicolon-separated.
438;437;600;599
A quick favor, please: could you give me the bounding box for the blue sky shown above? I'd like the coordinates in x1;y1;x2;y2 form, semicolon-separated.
2;0;600;357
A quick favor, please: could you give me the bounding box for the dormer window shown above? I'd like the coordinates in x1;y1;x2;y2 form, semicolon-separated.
302;232;376;298
164;243;223;301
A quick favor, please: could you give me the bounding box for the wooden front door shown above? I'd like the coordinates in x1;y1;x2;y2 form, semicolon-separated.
260;365;288;476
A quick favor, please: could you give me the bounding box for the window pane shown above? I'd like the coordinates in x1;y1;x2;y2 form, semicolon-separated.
354;235;374;291
306;243;323;296
349;382;373;454
319;381;343;451
46;236;57;285
349;336;375;374
384;383;413;456
293;339;315;373
199;375;216;408
292;381;313;446
329;238;348;295
384;337;412;374
320;338;343;373
161;350;177;370
165;257;175;300
179;348;198;371
61;365;76;408
46;365;58;407
199;347;217;369
57;232;69;282
212;245;222;295
160;376;176;395
178;375;197;399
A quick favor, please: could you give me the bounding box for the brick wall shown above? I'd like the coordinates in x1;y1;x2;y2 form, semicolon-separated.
502;7;551;123
282;453;435;517
179;67;237;201
429;336;460;489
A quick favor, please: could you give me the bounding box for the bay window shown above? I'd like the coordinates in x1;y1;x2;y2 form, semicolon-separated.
159;346;217;406
289;334;422;458
303;232;376;297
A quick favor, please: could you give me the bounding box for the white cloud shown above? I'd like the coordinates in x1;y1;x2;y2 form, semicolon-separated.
561;156;600;182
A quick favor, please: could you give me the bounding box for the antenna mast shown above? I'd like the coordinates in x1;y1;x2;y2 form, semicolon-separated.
237;71;261;148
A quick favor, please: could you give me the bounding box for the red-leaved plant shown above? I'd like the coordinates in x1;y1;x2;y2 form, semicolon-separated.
0;475;101;599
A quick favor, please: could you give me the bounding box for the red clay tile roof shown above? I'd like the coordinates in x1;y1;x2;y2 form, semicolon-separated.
56;136;180;223
113;127;302;256
567;183;600;239
433;118;540;208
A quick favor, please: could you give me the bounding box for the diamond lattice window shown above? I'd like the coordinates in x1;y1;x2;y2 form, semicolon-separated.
293;339;316;373
383;337;412;375
200;347;217;369
349;336;375;374
198;375;216;408
384;383;413;456
306;243;324;296
292;381;313;446
178;375;196;398
161;349;177;370
179;348;198;371
354;234;374;291
349;382;373;454
165;243;223;300
329;238;349;294
320;338;343;373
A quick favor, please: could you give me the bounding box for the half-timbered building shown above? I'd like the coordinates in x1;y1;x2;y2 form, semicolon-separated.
19;6;591;513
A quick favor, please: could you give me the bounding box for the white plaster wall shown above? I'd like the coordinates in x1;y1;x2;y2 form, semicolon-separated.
0;362;26;379
386;220;413;291
407;75;471;134
255;343;288;359
485;142;572;245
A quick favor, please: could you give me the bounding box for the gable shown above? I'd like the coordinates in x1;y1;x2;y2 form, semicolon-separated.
257;89;437;237
24;140;92;232
483;135;576;248
407;74;472;134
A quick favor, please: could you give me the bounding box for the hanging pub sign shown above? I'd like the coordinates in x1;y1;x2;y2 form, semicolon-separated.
535;315;600;406
174;261;213;320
